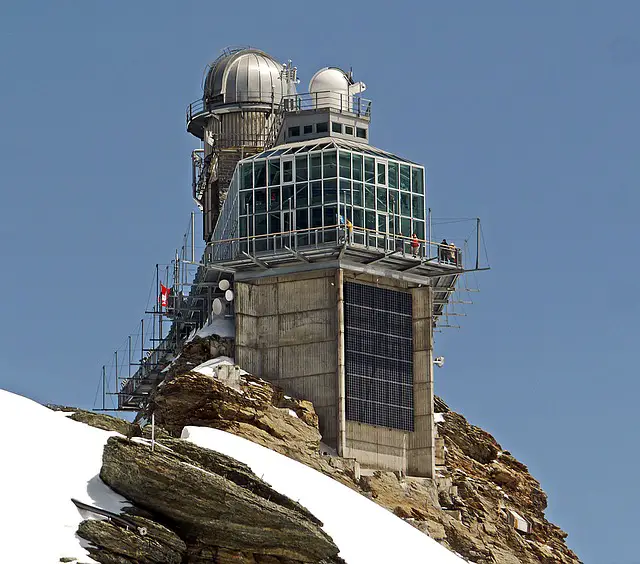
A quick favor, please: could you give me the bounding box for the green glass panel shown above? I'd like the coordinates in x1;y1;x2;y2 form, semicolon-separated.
400;164;411;191
365;211;376;230
241;163;253;189
240;190;253;214
400;192;411;216
255;189;266;212
353;182;363;206
412;195;424;219
388;190;399;214
295;155;308;181
311;181;323;205
364;157;375;183
323;150;337;178
388;161;398;189
340;180;352;204
365;184;375;209
415;221;425;239
239;216;247;237
353;207;364;227
296;209;308;229
269;213;281;234
269;187;280;211
255;213;267;235
324;206;337;227
401;218;411;236
268;159;280;185
254;161;266;187
311;207;323;228
310;154;322;180
353;154;363;181
324;179;337;204
377;162;386;185
283;160;293;183
376;187;387;212
282;185;293;206
412;167;424;194
339;152;351;178
295;183;308;207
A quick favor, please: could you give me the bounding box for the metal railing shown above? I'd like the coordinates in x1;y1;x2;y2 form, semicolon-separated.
282;92;372;119
205;224;463;267
186;90;373;127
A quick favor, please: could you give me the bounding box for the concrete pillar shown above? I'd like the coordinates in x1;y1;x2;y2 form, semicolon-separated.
336;268;346;456
408;285;435;478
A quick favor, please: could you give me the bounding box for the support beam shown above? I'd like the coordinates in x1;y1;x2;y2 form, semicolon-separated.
336;269;346;457
241;251;269;269
283;245;311;263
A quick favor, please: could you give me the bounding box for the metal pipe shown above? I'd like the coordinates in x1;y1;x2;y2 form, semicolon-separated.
428;207;432;256
191;212;195;263
128;336;132;379
102;366;106;410
476;218;480;270
114;351;118;390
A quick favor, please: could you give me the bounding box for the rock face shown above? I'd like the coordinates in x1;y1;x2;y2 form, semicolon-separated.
98;436;341;564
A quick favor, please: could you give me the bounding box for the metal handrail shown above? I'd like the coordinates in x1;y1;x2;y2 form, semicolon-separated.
206;223;462;266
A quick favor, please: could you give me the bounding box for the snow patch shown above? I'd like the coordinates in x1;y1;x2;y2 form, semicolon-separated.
0;390;128;563
183;426;467;564
191;356;248;378
434;413;445;423
187;317;235;342
287;409;298;418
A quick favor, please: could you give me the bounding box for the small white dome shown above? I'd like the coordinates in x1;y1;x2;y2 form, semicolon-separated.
309;67;350;97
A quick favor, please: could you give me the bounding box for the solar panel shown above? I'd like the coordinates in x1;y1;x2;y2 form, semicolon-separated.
344;282;414;431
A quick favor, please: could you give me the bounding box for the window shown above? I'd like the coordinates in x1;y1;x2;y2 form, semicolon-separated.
377;162;386;185
311;181;323;205
365;211;376;230
311;207;323;228
295;155;308;181
353;154;363;181
364;157;375;183
323;151;337;178
400;192;411;216
288;126;300;138
388;161;399;189
412;195;424;219
303;124;313;134
241;163;253;189
340;180;352;204
377;187;387;212
282;160;293;183
268;159;280;186
295;183;308;207
332;122;342;133
339;152;351;178
356;127;367;139
353;182;363;206
316;122;328;133
324;179;337;203
310;153;322;180
240;191;253;214
254;161;266;187
345;125;354;135
255;189;267;212
269;187;280;211
411;167;424;194
365;184;375;209
400;164;411;191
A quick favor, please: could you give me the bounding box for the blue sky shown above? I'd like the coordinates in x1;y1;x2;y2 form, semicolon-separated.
0;2;638;562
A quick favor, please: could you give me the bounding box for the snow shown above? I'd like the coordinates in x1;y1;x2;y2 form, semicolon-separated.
434;413;445;423
191;356;248;377
287;409;298;418
186;316;235;341
0;390;128;563
183;427;467;564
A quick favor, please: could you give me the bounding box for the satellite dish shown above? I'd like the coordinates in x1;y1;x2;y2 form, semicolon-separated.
218;279;230;291
225;289;234;302
212;298;223;315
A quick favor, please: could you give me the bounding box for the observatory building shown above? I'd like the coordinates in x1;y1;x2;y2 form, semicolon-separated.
181;47;472;478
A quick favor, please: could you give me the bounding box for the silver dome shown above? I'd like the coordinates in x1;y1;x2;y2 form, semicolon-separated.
204;48;285;107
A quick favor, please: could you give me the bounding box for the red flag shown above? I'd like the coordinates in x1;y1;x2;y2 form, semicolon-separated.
160;284;170;307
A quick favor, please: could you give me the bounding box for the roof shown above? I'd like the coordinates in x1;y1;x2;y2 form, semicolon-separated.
240;137;420;165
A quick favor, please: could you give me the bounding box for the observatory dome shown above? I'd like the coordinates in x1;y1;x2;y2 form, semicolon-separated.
204;48;286;107
309;67;351;97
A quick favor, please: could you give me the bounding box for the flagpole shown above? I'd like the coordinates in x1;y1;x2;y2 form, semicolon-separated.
157;263;163;342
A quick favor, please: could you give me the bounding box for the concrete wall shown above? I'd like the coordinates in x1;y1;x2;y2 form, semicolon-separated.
235;269;339;446
235;267;435;477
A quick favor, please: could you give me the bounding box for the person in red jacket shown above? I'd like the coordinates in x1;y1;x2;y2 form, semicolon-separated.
411;233;420;258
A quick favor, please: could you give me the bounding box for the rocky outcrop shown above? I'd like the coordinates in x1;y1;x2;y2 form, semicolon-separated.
77;515;186;564
97;436;341;564
47;405;141;437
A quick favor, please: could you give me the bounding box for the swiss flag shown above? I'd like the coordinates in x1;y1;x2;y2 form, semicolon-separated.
160;284;170;308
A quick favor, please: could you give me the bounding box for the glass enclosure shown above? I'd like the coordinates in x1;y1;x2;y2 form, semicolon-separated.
210;140;426;259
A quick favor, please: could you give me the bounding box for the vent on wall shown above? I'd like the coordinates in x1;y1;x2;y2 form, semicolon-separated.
344;282;414;431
